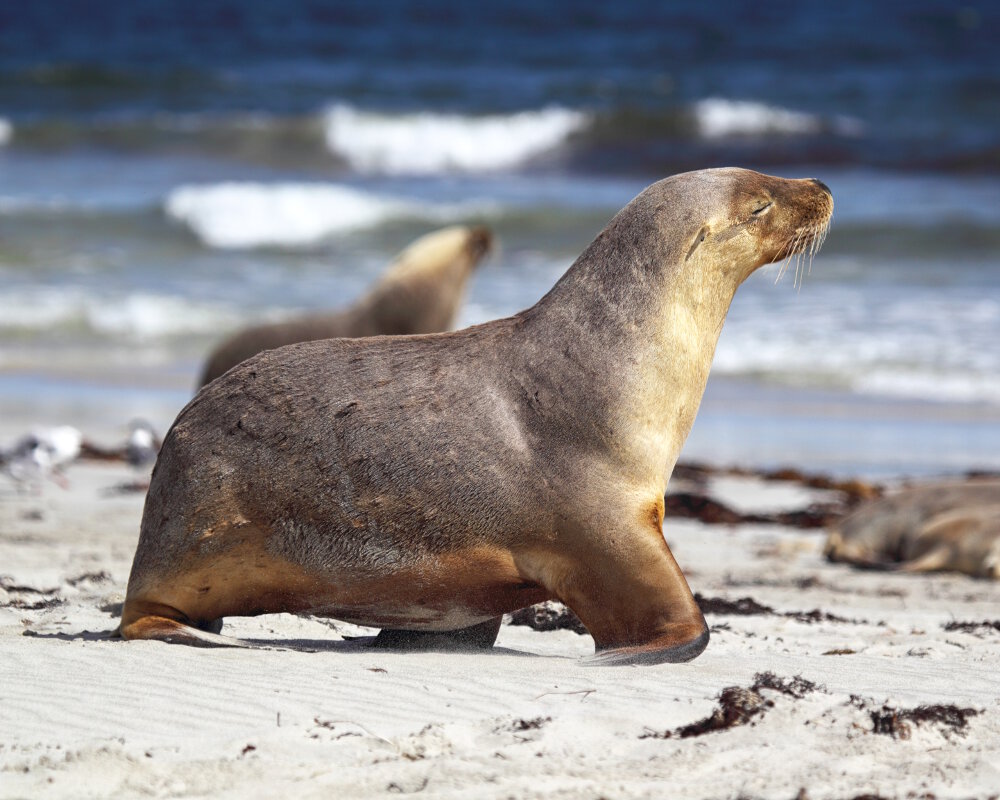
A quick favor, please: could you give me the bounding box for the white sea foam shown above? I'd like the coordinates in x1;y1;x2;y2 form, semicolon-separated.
323;104;589;174
0;117;11;146
87;293;241;338
854;371;1000;405
693;98;862;138
0;288;240;339
712;284;1000;405
165;182;463;248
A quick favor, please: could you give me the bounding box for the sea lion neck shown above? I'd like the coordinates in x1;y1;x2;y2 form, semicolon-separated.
511;194;741;488
523;196;681;346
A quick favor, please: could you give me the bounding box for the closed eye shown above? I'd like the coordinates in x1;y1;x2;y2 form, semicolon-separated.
751;201;773;216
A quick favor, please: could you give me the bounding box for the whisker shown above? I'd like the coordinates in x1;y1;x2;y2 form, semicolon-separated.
808;220;830;277
778;218;830;290
805;230;818;281
789;230;805;286
775;232;796;284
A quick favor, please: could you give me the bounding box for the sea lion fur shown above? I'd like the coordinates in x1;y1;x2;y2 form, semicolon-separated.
121;167;833;664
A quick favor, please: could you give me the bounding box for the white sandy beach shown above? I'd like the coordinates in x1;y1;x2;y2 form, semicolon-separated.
2;457;998;799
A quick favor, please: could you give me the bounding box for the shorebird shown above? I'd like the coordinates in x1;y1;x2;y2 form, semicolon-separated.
1;425;82;490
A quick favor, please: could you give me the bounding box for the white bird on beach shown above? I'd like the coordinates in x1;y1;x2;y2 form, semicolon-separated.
1;425;83;490
124;419;160;470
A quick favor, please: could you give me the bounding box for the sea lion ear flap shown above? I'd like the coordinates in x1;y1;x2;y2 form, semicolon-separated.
685;226;709;262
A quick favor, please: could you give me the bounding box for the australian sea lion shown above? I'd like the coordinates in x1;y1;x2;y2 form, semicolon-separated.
198;225;494;387
824;479;1000;567
824;479;1000;578
898;504;1000;578
120;167;833;664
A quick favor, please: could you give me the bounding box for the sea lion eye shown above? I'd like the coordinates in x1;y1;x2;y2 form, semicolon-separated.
751;201;773;216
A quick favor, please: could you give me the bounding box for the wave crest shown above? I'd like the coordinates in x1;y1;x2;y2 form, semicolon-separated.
713;290;1000;405
0;288;238;340
323;104;589;174
693;98;862;138
165;182;441;249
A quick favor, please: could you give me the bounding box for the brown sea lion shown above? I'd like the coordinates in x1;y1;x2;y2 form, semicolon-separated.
823;479;1000;572
897;504;1000;578
198;225;494;387
120;167;833;664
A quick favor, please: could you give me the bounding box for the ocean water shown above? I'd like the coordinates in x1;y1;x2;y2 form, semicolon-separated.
1;0;998;476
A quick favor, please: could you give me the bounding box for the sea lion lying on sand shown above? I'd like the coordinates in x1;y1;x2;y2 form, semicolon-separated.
824;479;1000;578
120;167;833;664
198;225;494;387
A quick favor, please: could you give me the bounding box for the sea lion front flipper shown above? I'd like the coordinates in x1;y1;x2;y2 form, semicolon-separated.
540;511;709;666
585;627;710;666
372;617;503;651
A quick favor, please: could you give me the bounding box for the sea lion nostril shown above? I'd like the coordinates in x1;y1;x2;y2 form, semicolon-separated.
809;178;832;196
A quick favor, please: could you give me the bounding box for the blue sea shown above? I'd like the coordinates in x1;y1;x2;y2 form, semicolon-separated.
1;0;998;477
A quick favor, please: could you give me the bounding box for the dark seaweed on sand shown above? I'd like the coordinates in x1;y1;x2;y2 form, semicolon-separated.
7;596;66;610
505;717;551;733
694;593;857;624
641;672;818;739
506;603;587;634
942;620;1000;635
868;704;979;739
664;491;843;529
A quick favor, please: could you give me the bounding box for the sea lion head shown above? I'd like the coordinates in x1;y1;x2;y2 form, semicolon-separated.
379;224;494;285
666;167;833;286
368;224;495;335
552;168;834;326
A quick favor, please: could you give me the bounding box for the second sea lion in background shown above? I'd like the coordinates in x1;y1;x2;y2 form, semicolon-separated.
198;225;494;387
824;479;1000;576
897;504;1000;578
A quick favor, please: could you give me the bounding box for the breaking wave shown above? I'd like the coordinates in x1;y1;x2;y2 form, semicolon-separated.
164;181;480;249
323;104;589;174
692;98;862;138
713;286;1000;405
0;287;240;340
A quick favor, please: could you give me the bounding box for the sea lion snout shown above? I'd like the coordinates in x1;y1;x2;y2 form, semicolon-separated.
758;174;834;270
466;225;495;261
770;174;834;217
808;178;832;196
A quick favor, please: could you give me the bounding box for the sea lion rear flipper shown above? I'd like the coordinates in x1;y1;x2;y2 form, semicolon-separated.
372;617;502;651
119;599;259;648
119;615;258;647
894;545;952;574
